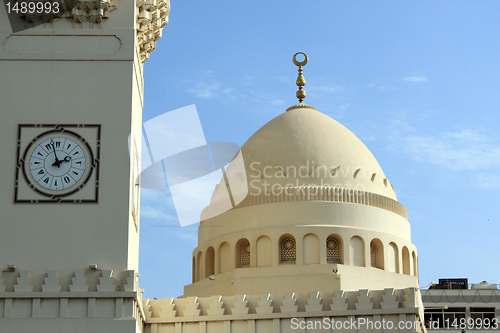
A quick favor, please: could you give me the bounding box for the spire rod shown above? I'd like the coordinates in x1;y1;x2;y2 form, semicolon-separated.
293;52;308;103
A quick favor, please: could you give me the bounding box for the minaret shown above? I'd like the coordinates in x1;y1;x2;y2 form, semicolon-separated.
0;1;169;331
185;53;419;297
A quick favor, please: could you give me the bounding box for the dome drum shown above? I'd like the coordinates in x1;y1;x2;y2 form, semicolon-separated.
185;205;418;296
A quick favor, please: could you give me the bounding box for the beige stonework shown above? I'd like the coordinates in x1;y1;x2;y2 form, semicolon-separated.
186;104;419;298
0;1;168;332
0;1;427;332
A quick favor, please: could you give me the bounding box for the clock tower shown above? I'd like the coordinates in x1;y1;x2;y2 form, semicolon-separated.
0;1;169;332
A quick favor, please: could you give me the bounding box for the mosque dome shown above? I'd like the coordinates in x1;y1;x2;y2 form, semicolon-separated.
185;54;418;297
239;106;397;201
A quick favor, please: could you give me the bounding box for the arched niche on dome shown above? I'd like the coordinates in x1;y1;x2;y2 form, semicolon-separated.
236;238;250;268
302;233;320;265
205;246;215;277
402;246;411;275
218;242;231;274
349;236;364;267
196;251;203;282
412;251;418;276
326;234;343;264
256;236;272;267
386;242;398;272
279;234;296;264
370;238;384;269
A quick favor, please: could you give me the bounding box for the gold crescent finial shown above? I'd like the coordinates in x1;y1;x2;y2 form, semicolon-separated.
293;52;308;67
286;52;317;112
293;52;308;103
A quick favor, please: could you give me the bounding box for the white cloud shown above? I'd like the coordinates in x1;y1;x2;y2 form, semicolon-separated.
188;81;221;98
248;89;288;110
186;70;234;99
178;233;198;244
140;189;178;222
403;129;500;170
141;208;176;221
474;174;500;189
367;82;394;91
309;85;344;93
243;76;255;85
403;75;428;83
271;98;285;106
277;76;291;83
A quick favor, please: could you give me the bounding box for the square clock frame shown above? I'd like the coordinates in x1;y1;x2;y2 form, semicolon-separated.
14;124;101;204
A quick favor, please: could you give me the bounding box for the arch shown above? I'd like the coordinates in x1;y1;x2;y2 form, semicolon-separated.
402;246;410;275
349;236;364;267
303;233;320;265
256;236;272;267
387;242;398;272
205;246;215;277
280;234;296;264
236;238;250;268
412;251;418;276
192;256;195;283
218;242;231;274
196;251;203;281
370;238;384;269
326;234;342;264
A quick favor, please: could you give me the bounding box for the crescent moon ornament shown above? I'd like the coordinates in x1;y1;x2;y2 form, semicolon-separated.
293;52;309;67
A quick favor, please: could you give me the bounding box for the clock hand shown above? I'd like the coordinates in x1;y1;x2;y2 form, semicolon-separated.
50;140;61;168
63;156;71;163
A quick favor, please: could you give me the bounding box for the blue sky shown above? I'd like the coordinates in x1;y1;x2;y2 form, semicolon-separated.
139;1;500;299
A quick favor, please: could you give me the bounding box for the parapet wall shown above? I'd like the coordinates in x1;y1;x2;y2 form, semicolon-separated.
143;288;425;333
0;270;145;332
0;274;425;333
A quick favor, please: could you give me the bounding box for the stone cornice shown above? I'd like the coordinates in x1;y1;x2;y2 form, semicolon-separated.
136;0;170;63
143;288;420;323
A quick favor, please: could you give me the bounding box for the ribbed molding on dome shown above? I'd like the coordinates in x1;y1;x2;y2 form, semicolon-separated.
203;186;408;220
286;103;317;112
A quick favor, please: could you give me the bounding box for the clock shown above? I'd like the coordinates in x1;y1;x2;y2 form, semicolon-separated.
15;124;101;203
25;134;91;194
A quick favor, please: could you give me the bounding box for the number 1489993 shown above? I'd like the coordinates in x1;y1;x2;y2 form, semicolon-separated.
5;1;60;14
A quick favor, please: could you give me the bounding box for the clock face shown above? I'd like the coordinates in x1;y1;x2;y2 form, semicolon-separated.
21;130;94;197
15;125;100;203
29;137;87;191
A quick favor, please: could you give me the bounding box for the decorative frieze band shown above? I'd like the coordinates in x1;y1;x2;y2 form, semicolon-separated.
0;269;136;293
17;0;115;25
144;288;419;322
203;186;408;220
11;0;170;63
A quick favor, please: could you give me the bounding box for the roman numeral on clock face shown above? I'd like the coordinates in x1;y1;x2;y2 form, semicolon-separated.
28;136;88;192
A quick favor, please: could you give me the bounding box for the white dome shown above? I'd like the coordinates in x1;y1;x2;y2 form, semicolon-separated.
237;106;397;200
189;105;417;298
